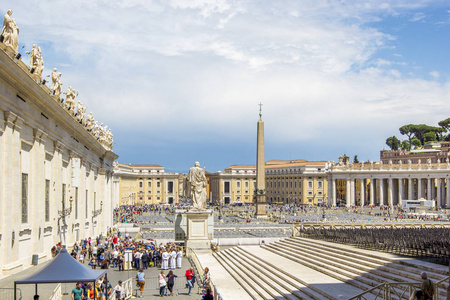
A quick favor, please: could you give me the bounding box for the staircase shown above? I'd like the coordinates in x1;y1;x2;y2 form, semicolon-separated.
212;237;449;299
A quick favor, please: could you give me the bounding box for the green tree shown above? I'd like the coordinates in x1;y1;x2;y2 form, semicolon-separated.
353;155;359;163
438;118;450;131
399;124;414;146
411;137;422;149
423;131;437;143
400;140;411;151
386;136;400;150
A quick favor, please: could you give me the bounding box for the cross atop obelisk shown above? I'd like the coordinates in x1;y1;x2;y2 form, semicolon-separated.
255;103;267;218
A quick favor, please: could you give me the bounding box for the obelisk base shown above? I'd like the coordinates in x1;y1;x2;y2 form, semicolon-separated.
255;195;268;219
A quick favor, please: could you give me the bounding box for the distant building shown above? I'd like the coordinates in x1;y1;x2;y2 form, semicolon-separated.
210;165;257;205
265;160;328;206
380;142;450;164
113;163;179;205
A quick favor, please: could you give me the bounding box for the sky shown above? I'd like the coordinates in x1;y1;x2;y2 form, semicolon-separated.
2;0;449;173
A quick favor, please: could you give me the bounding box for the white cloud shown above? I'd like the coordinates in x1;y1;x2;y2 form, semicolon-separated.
1;0;448;168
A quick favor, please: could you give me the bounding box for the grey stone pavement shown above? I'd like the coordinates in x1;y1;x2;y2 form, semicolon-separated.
0;255;204;300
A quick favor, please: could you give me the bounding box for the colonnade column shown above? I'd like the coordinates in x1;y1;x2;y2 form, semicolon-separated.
408;178;414;200
427;178;432;200
436;178;441;208
346;179;351;207
331;179;337;207
417;178;422;199
360;179;365;207
379;179;384;205
398;178;404;204
350;179;355;206
446;178;450;207
370;179;375;206
388;178;393;207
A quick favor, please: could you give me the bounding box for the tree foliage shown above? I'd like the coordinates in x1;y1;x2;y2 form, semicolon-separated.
386;136;400;150
353;155;359;163
411;137;422;149
401;140;410;151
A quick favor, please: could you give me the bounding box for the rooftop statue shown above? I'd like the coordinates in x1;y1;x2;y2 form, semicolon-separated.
51;68;63;99
76;101;86;123
1;10;19;52
65;86;78;114
28;44;44;78
188;161;207;210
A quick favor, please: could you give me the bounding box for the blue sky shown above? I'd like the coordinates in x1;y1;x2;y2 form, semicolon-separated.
2;1;449;173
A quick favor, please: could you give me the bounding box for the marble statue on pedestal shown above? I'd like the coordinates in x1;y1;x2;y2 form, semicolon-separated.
188;161;207;210
85;112;95;130
28;44;44;78
1;10;19;52
51;68;63;99
65;86;78;114
76;101;86;123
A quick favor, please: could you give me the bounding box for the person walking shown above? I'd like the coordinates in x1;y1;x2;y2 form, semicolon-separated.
71;282;83;300
176;248;182;269
136;268;145;298
185;267;194;295
167;270;177;296
158;270;167;297
114;280;125;300
203;267;211;291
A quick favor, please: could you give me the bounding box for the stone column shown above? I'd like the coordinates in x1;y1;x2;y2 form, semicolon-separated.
408;178;414;200
350;178;355;206
427;178;432;200
417;178;422;199
346;179;351;207
388;178;393;207
446;178;450;208
398;178;404;205
370;179;375;206
331;178;337;207
436;178;441;208
379;179;384;206
360;179;365;207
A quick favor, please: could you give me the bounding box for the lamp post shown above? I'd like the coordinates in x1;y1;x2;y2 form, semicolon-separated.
92;201;103;218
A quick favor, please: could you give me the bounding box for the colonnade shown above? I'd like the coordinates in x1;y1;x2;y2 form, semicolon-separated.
328;173;450;208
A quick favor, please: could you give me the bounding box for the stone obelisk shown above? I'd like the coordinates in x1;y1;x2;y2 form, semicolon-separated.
255;103;267;218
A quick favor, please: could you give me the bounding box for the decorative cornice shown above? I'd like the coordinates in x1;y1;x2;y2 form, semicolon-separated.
33;128;48;144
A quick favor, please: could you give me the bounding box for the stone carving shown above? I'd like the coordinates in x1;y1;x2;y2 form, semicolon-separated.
1;10;19;52
65;86;78;114
437;159;441;169
76;101;86;123
28;44;44;78
418;159;422;169
399;160;402;169
408;159;412;170
51;68;63;99
427;158;431;169
188;161;207;210
85;112;95;130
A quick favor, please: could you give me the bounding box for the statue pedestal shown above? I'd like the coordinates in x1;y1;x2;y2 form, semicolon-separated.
185;210;213;252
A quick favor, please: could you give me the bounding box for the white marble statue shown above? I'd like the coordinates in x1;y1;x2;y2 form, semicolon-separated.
1;10;19;52
51;68;63;99
188;161;207;210
28;44;44;78
65;86;78;113
76;101;86;123
85;112;95;130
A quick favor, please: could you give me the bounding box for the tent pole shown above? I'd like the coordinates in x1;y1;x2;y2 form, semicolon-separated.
14;283;16;300
35;283;38;295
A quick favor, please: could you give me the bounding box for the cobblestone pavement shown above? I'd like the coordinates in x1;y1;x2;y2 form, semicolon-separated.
0;255;205;300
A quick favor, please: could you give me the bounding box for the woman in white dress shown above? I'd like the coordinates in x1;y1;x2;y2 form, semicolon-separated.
176;248;182;269
161;249;170;270
169;248;176;269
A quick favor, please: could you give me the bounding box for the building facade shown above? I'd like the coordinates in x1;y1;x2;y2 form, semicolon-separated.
327;159;450;208
113;163;180;205
0;45;117;278
210;165;257;205
265;160;328;206
380;142;450;165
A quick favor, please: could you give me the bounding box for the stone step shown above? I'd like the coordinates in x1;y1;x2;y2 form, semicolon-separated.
215;251;273;299
261;243;376;292
227;247;316;300
212;252;261;300
293;237;449;277
278;240;421;284
287;237;448;287
233;246;335;300
219;249;295;300
265;242;391;288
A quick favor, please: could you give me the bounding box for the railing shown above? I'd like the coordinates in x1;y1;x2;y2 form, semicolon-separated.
349;278;449;300
123;278;133;299
187;247;222;299
49;283;61;300
0;288;22;300
292;222;450;236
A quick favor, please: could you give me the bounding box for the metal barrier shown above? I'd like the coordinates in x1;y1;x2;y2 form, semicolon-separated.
49;283;61;300
0;288;22;300
108;278;133;300
349;278;449;300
